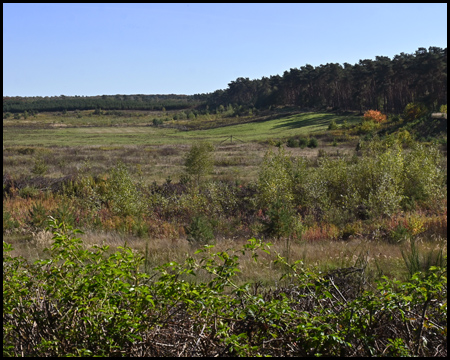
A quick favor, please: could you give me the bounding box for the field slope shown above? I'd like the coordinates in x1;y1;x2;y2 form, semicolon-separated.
3;112;361;146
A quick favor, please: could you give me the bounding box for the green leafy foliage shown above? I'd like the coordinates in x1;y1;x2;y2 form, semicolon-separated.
403;102;429;122
104;162;144;216
186;215;215;245
31;156;48;176
257;147;295;209
293;138;445;225
3;219;447;356
286;137;299;147
328;119;338;130
308;137;318;148
184;141;214;185
401;143;446;209
298;137;308;148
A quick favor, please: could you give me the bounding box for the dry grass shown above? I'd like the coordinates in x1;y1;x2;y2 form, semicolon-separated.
7;223;445;285
5;142;326;185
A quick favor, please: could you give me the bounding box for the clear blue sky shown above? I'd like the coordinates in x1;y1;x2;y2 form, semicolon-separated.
3;3;447;97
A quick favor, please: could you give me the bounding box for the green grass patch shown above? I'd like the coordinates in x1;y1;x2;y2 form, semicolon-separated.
3;112;361;147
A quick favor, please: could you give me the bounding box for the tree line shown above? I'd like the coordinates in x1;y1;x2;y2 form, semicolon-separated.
2;94;207;114
3;46;446;115
204;46;447;114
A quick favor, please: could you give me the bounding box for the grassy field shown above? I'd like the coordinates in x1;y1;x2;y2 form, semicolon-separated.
3;111;361;146
3;110;360;185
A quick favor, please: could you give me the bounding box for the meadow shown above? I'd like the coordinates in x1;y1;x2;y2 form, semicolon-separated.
3;110;360;146
3;107;447;356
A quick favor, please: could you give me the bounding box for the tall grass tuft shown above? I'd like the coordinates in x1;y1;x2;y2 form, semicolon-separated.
401;237;447;278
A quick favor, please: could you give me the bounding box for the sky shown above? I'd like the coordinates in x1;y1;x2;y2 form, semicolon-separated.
3;3;447;97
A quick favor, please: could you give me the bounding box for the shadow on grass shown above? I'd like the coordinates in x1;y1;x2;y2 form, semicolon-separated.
272;114;335;130
272;113;362;131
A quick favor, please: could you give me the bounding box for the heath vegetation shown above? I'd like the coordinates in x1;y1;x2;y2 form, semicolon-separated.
3;45;447;356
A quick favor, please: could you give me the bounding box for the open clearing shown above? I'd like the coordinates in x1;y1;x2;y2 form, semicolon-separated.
3;112;361;147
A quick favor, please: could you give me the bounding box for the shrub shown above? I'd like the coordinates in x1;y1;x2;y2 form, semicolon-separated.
31;157;48;176
359;120;380;134
257;148;295;209
186;215;214;244
184;141;214;185
307;137;318;148
403;102;428;122
29;202;49;228
202;180;238;217
401;143;446;209
317;149;327;158
395;129;414;146
388;223;410;244
104;162;143;216
3;220;447;357
298;137;308;148
51;204;76;228
363;109;387;123
328;119;338;130
262;200;296;240
286;138;298;148
389;114;401;123
3;210;20;230
19;185;41;198
354;146;405;218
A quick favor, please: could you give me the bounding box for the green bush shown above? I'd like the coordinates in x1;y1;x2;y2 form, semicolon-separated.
380;138;443;211
184;141;214;185
51;204;76;228
186;215;214;244
401;143;446;209
104;162;143;216
354;145;405;218
328;119;338;130
19;185;41;198
308;137;318;148
29;202;49;228
298;140;418;222
3;211;19;230
31;156;48;176
257;148;295;209
286;138;299;148
3;219;447;357
298;137;308;149
262;200;296;240
358;120;380;134
203;180;238;217
403;102;428;122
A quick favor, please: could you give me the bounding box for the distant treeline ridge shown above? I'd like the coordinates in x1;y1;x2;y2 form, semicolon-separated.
3;46;446;114
2;94;207;114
